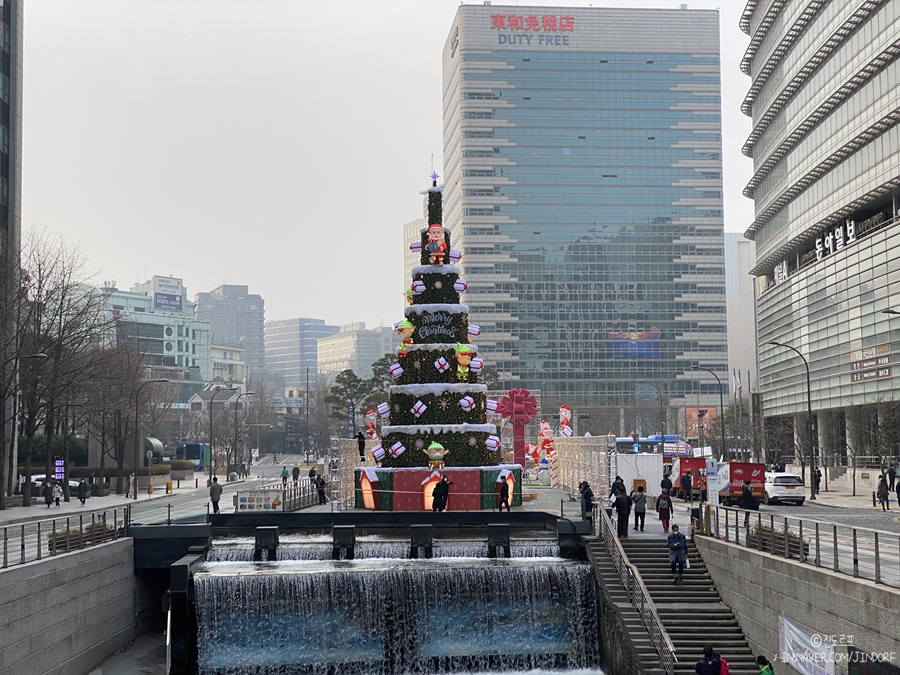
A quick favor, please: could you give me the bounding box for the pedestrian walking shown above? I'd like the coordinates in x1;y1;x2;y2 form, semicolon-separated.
125;474;133;499
356;431;366;461
631;485;647;531
431;475;452;512
609;475;624;500
814;468;822;495
889;464;896;491
308;466;317;485
660;473;673;493
498;479;511;512
579;481;595;521
667;523;687;582
681;471;693;502
77;479;87;506
613;486;631;538
699;474;708;502
741;479;755;527
209;477;223;514
281;465;288;485
291;465;300;485
43;482;53;508
877;475;890;511
52;482;62;507
695;644;722;674
895;478;900;507
656;488;673;532
755;655;774;674
315;474;328;504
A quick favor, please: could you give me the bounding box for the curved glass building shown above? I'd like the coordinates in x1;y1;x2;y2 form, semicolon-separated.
442;5;727;426
744;1;900;460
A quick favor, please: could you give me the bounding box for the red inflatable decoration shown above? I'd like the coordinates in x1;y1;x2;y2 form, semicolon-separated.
497;388;538;468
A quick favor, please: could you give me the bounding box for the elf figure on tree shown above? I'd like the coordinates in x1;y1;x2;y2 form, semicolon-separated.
456;344;472;382
396;320;415;357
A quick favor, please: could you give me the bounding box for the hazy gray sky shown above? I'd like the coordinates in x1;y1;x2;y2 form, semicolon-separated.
23;0;751;328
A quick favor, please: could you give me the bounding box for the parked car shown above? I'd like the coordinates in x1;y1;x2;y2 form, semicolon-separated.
763;472;805;505
28;475;81;491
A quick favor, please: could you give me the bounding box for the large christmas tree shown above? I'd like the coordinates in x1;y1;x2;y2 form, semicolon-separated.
375;175;500;470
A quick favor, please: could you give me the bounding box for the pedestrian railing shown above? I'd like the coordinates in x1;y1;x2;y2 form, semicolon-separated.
1;506;130;569
596;503;677;675
699;503;900;589
229;480;321;515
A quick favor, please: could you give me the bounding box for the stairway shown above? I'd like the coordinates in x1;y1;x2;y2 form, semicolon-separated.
585;540;666;675
621;538;759;675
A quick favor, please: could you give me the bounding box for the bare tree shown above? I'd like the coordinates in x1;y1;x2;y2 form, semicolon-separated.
844;404;868;497
17;230;111;506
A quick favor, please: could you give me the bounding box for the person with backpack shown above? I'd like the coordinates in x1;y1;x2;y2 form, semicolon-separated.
714;649;731;675
656;488;673;532
694;644;721;674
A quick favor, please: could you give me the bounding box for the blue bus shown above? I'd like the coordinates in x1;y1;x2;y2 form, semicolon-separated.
615;435;691;455
167;442;210;471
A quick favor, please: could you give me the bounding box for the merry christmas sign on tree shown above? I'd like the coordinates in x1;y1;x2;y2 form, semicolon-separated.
354;175;521;511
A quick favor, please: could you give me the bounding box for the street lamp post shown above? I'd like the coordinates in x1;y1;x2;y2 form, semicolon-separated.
767;341;816;501
1;353;47;510
133;379;169;500
637;380;665;439
233;392;255;477
691;366;726;459
209;388;238;485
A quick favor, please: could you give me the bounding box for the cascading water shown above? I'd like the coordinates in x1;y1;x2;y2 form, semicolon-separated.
194;557;602;674
207;536;560;562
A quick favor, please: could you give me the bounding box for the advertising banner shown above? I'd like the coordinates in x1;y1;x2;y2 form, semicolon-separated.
236;490;284;512
779;616;835;675
153;276;183;312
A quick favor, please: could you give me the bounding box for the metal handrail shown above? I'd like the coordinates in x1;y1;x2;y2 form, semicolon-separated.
596;503;677;675
700;503;900;589
2;506;129;569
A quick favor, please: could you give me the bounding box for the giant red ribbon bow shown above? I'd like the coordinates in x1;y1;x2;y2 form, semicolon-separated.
497;388;538;468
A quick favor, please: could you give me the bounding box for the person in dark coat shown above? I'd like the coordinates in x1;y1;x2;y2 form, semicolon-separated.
42;482;53;508
291;465;300;484
667;523;687;582
681;471;693;502
814;468;822;494
656;488;673;532
889;464;896;491
432;475;452;512
315;474;327;504
877;476;890;511
609;475;624;500
741;479;755;526
77;479;88;506
579;481;595;520
660;473;673;493
631;485;647;531
356;431;366;461
308;466;317;485
613;486;631;538
695;644;722;674
209;477;223;513
498;479;511;512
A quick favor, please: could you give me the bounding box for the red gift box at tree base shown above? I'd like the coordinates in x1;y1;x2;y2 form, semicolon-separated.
354;174;523;511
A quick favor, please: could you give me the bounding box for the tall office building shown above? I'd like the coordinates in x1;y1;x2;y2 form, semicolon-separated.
194;285;265;377
443;5;728;414
317;324;397;380
743;1;900;456
265;317;339;387
725;233;757;396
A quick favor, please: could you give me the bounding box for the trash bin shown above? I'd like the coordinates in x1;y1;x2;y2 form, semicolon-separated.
228;472;238;482
148;482;154;495
166;481;173;494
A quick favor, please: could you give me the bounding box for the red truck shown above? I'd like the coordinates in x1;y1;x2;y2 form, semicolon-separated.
716;462;765;505
669;457;708;498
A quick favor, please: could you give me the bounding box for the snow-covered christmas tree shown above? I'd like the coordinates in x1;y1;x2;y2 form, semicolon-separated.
354;175;520;511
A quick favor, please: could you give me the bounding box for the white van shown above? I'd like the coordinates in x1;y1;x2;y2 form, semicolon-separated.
763;472;805;505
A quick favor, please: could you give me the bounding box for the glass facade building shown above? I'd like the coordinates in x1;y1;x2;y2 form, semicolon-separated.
442;5;728;414
264;317;339;387
743;1;900;451
194;284;266;378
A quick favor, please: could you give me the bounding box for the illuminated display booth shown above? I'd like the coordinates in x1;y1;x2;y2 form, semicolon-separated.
354;177;522;511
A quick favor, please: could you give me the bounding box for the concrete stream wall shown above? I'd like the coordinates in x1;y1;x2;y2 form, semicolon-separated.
695;536;900;674
0;539;137;675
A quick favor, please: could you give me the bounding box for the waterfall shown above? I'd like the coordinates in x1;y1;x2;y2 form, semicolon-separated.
194;558;600;674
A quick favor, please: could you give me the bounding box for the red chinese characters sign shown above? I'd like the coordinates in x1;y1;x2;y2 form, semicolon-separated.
490;14;575;31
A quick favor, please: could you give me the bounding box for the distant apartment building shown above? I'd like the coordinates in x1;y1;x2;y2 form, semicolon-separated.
265;317;338;387
194;285;265;377
317;324;397;380
402;216;427;294
210;344;249;387
102;276;212;381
